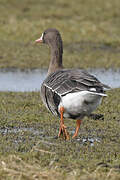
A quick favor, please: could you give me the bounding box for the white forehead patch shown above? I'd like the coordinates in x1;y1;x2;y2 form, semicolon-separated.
40;33;44;40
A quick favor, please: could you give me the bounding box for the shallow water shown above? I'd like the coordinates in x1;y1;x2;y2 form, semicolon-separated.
0;68;120;92
0;126;101;146
0;69;47;92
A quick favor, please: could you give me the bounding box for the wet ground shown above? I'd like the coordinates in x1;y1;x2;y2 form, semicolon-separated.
0;68;120;91
0;0;120;179
0;124;101;152
0;88;119;179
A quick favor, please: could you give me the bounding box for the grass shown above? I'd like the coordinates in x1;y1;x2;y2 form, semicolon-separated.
0;0;120;179
0;89;120;179
0;0;120;69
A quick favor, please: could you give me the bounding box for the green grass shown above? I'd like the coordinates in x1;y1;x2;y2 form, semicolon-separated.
0;0;120;179
0;89;120;179
0;0;120;69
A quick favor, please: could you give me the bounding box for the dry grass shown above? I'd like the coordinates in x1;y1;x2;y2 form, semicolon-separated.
0;155;119;180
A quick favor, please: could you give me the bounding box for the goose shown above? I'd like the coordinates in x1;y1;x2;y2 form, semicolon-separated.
35;28;109;140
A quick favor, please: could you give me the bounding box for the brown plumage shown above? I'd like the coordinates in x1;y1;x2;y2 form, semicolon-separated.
35;28;110;140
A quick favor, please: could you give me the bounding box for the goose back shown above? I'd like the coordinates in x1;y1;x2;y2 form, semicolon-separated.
41;69;109;116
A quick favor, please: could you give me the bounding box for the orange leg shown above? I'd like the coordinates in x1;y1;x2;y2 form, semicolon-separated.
72;120;82;138
58;107;70;140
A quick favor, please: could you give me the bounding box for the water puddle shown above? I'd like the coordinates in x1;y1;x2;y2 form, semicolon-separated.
77;137;101;146
0;68;120;92
0;69;47;92
0;127;41;136
0;126;101;147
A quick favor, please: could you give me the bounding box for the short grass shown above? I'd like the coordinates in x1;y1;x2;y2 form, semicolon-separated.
0;89;120;179
0;0;120;179
0;0;120;69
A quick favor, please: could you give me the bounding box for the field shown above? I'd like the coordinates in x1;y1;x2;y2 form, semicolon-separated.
0;0;120;179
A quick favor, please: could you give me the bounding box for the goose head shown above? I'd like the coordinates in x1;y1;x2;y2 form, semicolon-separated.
35;28;63;50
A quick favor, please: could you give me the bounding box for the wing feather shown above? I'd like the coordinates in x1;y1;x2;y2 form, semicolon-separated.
42;69;110;96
